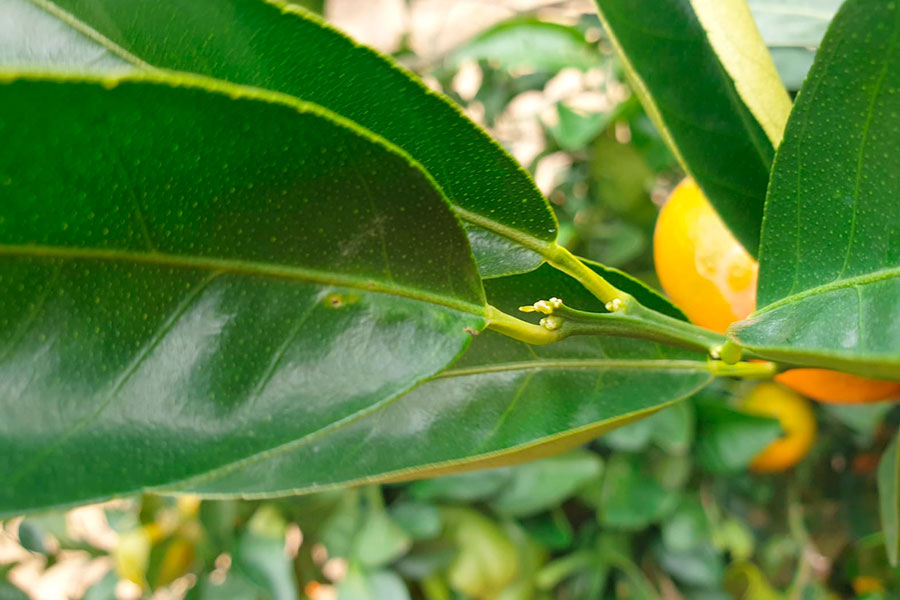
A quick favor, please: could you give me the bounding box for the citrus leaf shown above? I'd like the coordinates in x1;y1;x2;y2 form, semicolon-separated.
730;0;900;379
452;17;602;72
488;450;604;518
0;74;486;515
153;264;712;498
878;432;900;566
592;0;791;256
9;0;559;277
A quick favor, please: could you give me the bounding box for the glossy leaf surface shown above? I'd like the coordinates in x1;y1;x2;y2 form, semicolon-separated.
12;0;558;277
731;0;900;379
0;75;485;514
158;264;713;497
593;0;790;255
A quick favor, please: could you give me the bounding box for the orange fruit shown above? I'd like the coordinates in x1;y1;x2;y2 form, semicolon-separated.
653;178;757;333
741;383;816;473
774;368;900;404
654;178;900;404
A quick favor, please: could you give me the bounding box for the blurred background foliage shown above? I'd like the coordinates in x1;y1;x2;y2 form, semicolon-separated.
4;0;897;599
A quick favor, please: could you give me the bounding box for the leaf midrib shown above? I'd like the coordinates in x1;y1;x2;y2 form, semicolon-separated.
752;265;900;316
0;243;487;316
29;0;159;71
433;358;715;378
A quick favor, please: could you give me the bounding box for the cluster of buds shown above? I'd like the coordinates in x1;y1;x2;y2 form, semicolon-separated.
518;297;564;331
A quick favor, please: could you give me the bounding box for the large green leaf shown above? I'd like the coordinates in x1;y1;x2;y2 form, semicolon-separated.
8;0;558;277
730;0;900;379
153;264;713;498
0;74;486;515
593;0;791;256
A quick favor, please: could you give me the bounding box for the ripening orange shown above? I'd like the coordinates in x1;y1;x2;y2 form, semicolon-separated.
654;178;900;404
741;383;816;473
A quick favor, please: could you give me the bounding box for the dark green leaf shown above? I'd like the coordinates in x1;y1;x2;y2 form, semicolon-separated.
694;400;781;474
0;75;485;515
599;455;675;530
731;0;900;379
878;432;900;566
9;0;559;276
156;264;711;497
488;450;603;517
604;402;694;454
593;0;791;255
823;402;893;446
519;509;573;550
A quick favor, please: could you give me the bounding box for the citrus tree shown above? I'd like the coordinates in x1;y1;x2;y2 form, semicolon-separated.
1;0;899;572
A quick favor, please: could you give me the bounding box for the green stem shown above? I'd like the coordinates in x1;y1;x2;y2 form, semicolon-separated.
485;304;776;379
548;244;631;306
545;246;749;363
485;305;563;345
548;300;726;356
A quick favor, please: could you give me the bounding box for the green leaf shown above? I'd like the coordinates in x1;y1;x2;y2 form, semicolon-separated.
15;520;47;554
9;0;559;277
389;502;442;541
82;571;118;600
0;74;486;515
694;400;781;474
730;0;900;379
654;541;724;588
453;18;602;72
156;264;712;498
661;496;712;553
878;432;900;566
593;0;791;255
352;505;412;569
338;568;412;600
0;583;28;600
441;507;519;599
599;455;675;530
233;505;298;600
604;402;694;454
748;0;842;90
823;402;893;446
488;450;604;517
409;470;510;503
519;509;573;550
549;103;610;152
